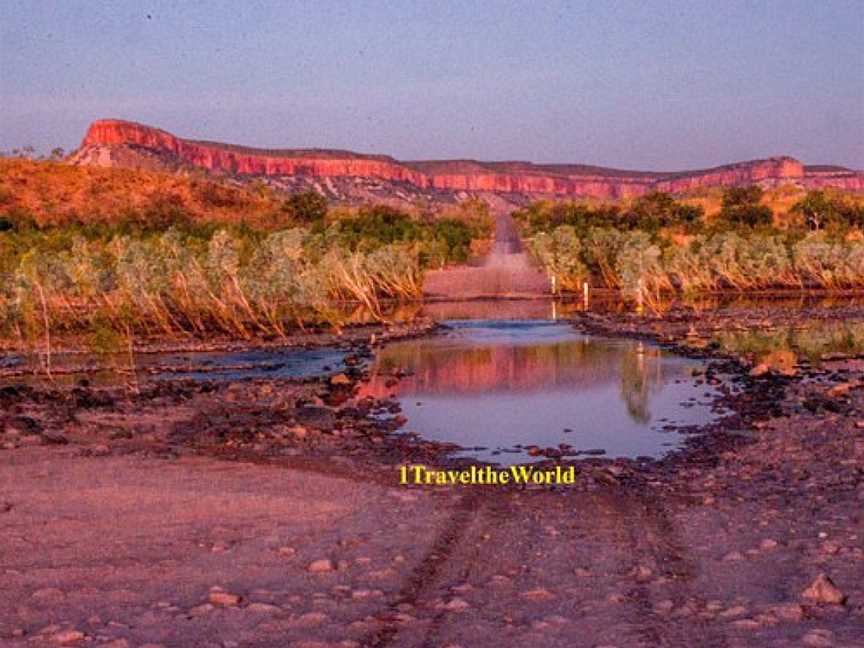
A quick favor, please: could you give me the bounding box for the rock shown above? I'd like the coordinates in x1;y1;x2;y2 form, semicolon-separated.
759;538;778;550
50;629;85;644
208;589;241;606
801;629;835;647
730;619;760;629
653;599;674;614
722;550;744;562
749;364;770;377
521;588;554;601
290;612;328;627
101;640;130;648
329;373;352;386
801;574;846;605
188;603;214;616
827;382;858;397
294;406;335;431
307;558;334;573
633;565;653;582
32;587;65;602
246;602;281;613
719;605;747;618
769;603;804;622
277;546;296;558
41;431;69;445
442;597;470;612
91;444;111;456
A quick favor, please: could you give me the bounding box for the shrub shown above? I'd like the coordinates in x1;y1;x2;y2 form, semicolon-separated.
282;191;328;222
719;185;773;227
529;226;588;292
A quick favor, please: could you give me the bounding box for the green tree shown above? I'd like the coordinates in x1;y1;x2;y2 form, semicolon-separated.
791;190;864;231
283;191;328;222
719;185;773;227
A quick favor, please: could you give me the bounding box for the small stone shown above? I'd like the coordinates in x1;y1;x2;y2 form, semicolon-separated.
330;373;352;386
719;605;747;618
827;382;857;397
730;619;760;629
51;630;85;644
801;574;846;605
189;603;214;617
100;640;130;648
749;364;770;377
654;599;674;614
91;444;110;456
246;602;281;614
277;546;296;558
208;590;241;606
722;551;744;562
32;587;65;602
291;612;328;627
633;565;653;582
442;597;469;612
801;629;835;647
307;559;334;573
759;538;778;550
521;588;554;601
42;431;69;445
821;541;840;555
769;603;804;621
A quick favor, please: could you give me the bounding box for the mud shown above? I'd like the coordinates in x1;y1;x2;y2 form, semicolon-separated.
1;303;863;647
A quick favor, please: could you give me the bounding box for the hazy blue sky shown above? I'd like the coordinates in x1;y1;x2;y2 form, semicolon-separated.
2;0;863;169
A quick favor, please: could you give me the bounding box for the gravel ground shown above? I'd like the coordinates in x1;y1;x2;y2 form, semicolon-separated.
1;304;863;647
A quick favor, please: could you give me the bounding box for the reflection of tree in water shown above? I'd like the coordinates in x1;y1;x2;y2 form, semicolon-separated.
714;321;864;363
618;342;663;424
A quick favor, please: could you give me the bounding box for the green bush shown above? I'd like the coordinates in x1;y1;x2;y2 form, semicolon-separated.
719;185;773;227
282;191;328;222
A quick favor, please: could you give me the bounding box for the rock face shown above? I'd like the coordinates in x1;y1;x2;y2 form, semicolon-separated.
75;119;864;199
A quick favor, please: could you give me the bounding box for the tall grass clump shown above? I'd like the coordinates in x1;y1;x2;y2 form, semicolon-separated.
0;199;490;349
516;187;864;307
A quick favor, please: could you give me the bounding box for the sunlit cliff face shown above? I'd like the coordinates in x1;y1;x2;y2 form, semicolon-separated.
78;119;864;198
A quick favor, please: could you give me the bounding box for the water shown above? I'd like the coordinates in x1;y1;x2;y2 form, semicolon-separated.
359;320;724;464
0;347;346;386
146;348;346;381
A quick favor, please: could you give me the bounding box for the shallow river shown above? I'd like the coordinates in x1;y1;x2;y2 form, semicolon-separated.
359;319;724;464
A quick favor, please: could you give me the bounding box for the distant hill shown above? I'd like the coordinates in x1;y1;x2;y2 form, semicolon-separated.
68;118;864;208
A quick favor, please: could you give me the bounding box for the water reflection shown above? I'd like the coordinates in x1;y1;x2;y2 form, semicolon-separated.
340;294;864;325
359;320;720;464
713;319;864;364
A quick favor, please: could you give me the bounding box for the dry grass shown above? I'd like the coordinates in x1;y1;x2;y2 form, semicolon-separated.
0;158;282;227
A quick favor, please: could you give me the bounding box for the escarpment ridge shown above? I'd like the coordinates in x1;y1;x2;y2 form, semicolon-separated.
75;119;864;199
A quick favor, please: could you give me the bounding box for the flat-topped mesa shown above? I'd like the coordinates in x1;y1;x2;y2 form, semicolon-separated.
81;119;427;185
78;119;863;198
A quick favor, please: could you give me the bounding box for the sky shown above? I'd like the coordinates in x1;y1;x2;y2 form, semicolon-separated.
2;0;863;170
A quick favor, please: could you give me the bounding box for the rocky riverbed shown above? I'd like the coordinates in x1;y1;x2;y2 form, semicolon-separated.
1;304;863;647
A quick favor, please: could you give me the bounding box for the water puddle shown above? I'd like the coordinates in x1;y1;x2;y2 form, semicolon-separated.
359;320;725;464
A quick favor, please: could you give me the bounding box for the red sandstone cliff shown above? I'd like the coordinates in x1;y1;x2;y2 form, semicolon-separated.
77;119;864;198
